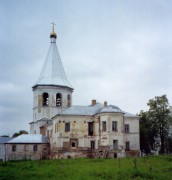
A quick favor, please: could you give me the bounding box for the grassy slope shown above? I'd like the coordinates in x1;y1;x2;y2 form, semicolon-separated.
0;156;172;180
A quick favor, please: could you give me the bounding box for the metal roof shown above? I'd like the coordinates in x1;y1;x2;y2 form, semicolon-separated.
6;134;48;144
123;111;138;118
0;137;13;143
59;103;103;116
59;103;137;118
33;35;72;89
37;116;52;122
96;105;122;114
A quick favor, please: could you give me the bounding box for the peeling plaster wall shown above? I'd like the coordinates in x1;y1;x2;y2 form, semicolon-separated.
49;112;140;154
29;111;140;158
52;115;95;149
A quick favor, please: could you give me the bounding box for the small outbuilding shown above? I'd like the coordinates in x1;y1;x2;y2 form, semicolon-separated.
5;134;49;161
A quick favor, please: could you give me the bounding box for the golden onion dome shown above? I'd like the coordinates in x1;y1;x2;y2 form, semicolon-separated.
50;31;57;39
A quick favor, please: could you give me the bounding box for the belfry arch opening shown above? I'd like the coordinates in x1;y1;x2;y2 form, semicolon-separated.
56;93;62;106
67;94;71;107
42;93;49;106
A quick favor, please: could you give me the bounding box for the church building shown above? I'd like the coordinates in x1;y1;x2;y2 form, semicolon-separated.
29;25;140;158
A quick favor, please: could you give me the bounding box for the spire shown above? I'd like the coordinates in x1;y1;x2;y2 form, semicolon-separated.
50;22;57;40
33;25;73;89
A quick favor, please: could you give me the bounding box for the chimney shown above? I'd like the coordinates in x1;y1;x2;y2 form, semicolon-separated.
104;101;107;107
92;99;96;105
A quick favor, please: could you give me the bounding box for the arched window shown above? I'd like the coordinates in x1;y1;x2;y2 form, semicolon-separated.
67;94;71;107
56;93;62;106
42;93;49;106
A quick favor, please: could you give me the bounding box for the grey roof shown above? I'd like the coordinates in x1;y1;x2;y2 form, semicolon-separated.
6;134;48;144
33;34;72;89
59;103;137;118
37;116;52;122
29;116;52;124
96;105;122;114
123;111;138;118
59;103;104;116
0;137;13;143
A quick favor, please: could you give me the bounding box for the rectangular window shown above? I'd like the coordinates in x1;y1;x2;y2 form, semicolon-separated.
33;145;38;152
126;141;130;150
55;123;58;133
113;140;118;149
125;124;129;133
102;121;106;131
12;145;16;152
65;122;70;132
112;121;117;131
24;145;29;151
91;141;95;149
47;130;49;138
88;122;93;136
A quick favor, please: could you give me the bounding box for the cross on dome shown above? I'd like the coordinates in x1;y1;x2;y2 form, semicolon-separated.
51;22;56;32
50;22;57;39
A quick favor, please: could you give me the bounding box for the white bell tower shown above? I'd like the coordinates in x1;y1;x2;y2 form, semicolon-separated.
32;24;73;122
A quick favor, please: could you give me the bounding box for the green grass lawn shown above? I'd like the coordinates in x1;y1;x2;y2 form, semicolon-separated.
0;155;172;180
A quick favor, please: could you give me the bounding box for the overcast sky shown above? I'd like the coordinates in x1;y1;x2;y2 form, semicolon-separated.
0;0;172;136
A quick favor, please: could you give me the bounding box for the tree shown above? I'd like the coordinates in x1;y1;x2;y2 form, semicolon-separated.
139;110;156;154
139;95;171;154
1;135;9;137
12;130;28;138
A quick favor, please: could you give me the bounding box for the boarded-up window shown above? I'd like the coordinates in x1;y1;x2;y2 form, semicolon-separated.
38;95;42;112
113;140;118;149
91;141;95;149
63;142;70;149
55;123;58;133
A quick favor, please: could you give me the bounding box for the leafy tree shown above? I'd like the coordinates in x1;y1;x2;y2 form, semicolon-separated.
12;130;28;138
139;95;171;154
139;110;156;154
1;135;9;137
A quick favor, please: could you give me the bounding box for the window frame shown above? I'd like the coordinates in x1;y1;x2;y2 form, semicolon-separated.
113;140;118;149
12;145;16;152
65;122;70;132
33;145;38;152
126;141;130;150
125;124;130;133
102;121;106;132
112;121;118;132
88;122;94;136
67;94;71;107
91;141;95;149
